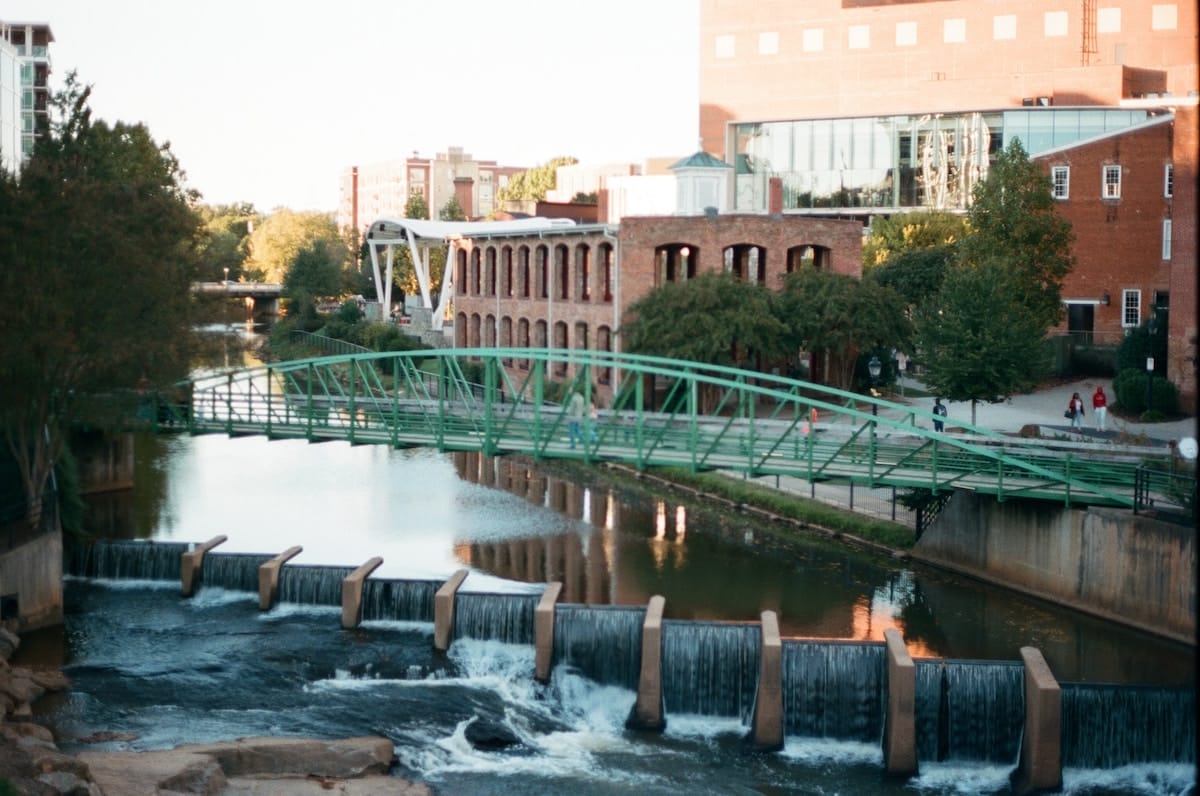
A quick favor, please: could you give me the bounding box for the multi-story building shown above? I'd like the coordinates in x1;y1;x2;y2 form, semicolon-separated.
0;21;53;175
337;146;527;240
698;0;1198;409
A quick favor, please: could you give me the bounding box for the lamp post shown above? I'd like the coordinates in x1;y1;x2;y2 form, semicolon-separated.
867;355;882;452
223;267;229;285
1145;314;1158;413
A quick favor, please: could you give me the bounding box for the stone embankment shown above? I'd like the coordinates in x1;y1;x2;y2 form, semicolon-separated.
0;627;429;795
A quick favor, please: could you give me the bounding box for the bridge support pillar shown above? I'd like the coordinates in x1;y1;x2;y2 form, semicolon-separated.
341;557;384;629
180;536;228;597
628;594;666;731
534;582;563;683
1010;646;1062;795
883;628;917;777
433;569;470;651
258;546;303;610
750;610;783;750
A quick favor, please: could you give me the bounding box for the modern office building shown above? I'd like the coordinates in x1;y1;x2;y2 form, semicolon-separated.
698;0;1198;409
0;21;53;175
337;146;527;239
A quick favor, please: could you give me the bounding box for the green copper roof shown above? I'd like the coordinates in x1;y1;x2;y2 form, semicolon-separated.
670;151;732;170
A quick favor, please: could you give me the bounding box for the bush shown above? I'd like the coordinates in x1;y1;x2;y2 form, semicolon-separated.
1112;368;1179;415
1068;345;1116;377
1116;315;1167;373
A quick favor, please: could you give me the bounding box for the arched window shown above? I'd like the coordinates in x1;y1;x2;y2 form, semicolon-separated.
518;246;531;298
655;243;696;286
575;243;591;302
536;246;550;299
600;243;614;302
723;244;767;284
597;325;613;384
786;244;831;272
555;244;570;300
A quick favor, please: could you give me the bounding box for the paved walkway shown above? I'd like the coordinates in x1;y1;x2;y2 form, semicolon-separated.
891;376;1197;449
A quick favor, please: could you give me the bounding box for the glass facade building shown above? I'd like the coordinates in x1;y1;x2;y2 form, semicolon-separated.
731;108;1156;213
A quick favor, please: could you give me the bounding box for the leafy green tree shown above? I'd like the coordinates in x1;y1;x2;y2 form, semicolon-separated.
862;211;968;268
868;244;957;310
244;209;348;284
495;156;577;203
959;139;1074;329
196;203;257;282
404;193;429;221
439;195;467;221
914;261;1050;424
0;75;201;527
776;268;913;390
283;241;346;305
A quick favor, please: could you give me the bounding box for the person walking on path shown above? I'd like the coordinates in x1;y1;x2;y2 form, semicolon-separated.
932;398;947;432
1092;386;1108;432
1068;392;1085;430
567;391;587;449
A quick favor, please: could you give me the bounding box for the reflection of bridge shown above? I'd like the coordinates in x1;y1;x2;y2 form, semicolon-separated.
190;282;282;313
153;348;1175;510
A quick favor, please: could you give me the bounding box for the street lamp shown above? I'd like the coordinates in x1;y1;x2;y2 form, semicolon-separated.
1145;314;1158;412
223;267;230;284
867;355;882;418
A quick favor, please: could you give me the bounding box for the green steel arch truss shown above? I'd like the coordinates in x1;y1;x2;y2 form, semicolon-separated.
155;347;1164;509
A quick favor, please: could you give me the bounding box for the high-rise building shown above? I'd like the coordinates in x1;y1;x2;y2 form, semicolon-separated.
0;21;53;175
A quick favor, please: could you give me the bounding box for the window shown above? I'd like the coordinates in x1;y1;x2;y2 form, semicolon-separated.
1097;7;1121;33
802;28;824;52
715;35;735;58
1122;289;1140;328
1102;165;1121;199
993;15;1017;40
848;24;870;49
1164;164;1173;197
1044;11;1068;37
1051;166;1070;199
1151;4;1178;31
944;19;966;43
1162;219;1172;260
896;21;917;46
758;32;779;55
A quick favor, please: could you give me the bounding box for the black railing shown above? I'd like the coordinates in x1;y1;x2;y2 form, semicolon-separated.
1133;465;1197;526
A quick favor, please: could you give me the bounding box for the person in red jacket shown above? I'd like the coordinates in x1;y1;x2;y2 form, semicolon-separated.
1092;385;1108;432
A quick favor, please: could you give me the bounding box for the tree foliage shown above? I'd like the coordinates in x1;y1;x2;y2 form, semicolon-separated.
777;268;913;389
621;273;790;369
862;211;968;267
495;156;577;203
868;244;957;309
196;203;257;282
0;74;201;525
439;195;466;221
914;261;1050;421
283;241;348;303
959;139;1074;329
404;192;428;221
244;209;348;284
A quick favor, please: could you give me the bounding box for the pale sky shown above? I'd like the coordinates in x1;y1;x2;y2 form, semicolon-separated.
6;1;700;212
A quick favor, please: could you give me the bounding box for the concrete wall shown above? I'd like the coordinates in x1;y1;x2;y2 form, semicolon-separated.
0;529;63;631
915;493;1195;643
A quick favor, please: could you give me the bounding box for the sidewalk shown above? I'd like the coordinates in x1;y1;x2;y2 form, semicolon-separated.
891;375;1198;448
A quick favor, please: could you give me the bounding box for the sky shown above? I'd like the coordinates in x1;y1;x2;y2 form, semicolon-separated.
6;0;700;212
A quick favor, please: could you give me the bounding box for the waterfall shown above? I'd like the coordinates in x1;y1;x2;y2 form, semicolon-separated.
65;540;189;581
276;565;354;607
915;659;1024;763
198;553;271;592
783;640;885;742
452;592;540;645
552;604;644;690
662;620;760;721
359;579;440;623
1061;682;1197;768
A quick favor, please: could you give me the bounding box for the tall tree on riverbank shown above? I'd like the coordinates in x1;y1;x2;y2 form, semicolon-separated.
0;74;201;528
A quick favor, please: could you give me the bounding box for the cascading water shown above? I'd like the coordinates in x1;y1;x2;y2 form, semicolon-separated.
915;659;1024;763
662;620;759;721
359;579;440;623
452;592;540;645
276;565;354;607
64;540;189;581
783;640;885;742
1061;682;1197;768
197;552;271;593
552;604;644;690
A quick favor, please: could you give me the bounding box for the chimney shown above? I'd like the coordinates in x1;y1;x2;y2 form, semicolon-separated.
597;188;609;223
453;176;474;219
768;177;783;216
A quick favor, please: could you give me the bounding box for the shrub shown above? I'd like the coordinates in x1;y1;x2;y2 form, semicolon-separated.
1068;345;1116;377
1112;368;1179;415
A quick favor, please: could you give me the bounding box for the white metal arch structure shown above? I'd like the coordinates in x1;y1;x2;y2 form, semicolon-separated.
365;217;578;330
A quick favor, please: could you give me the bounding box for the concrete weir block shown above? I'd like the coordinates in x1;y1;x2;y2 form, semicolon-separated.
258;546;303;610
883;628;917;777
751;610;783;750
341;557;384;629
1011;646;1062;795
534;582;564;683
180;536;228;597
433;569;470;651
629;595;666;731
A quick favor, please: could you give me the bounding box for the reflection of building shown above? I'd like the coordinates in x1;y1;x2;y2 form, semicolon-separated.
337;146;527;237
0;20;53;175
699;0;1198;408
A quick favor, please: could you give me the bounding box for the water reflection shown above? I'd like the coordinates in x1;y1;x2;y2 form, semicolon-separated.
449;452;1194;686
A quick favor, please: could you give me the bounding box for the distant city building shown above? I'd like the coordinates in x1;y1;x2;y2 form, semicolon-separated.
337;146;527;238
0;20;53;175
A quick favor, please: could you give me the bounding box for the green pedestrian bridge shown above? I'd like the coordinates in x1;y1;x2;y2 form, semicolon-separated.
151;347;1175;512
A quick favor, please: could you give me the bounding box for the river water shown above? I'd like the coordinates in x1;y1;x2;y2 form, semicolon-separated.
18;324;1196;794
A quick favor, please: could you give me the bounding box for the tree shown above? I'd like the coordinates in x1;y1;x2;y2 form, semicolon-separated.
283;241;346;305
196;203;257;282
776;268;913;389
914;261;1051;424
959;139;1074;329
439;195;466;221
495;156;577;204
862;210;968;268
243;209;348;284
868;244;957;310
0;75;201;527
404;193;428;221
